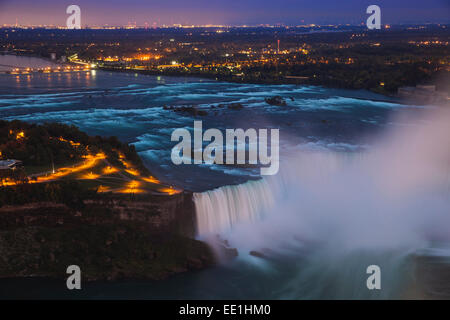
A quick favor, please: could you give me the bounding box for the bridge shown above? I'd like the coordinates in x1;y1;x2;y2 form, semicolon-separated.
0;63;94;74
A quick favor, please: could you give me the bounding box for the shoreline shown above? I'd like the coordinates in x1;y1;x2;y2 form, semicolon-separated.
98;65;399;98
1;52;399;99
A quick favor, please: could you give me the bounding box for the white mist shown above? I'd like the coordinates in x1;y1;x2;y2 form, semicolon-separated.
193;108;450;299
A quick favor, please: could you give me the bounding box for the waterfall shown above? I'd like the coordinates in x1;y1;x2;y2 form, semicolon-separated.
193;108;450;251
190;109;450;299
193;179;277;236
192;152;355;238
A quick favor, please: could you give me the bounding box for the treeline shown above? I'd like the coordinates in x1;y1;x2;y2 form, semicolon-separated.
0;167;28;186
89;135;151;176
0;120;152;206
0;180;96;208
0;120;149;175
0;120;89;167
278;60;442;93
125;41;449;94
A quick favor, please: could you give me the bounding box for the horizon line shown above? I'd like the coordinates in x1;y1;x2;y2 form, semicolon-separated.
1;22;449;30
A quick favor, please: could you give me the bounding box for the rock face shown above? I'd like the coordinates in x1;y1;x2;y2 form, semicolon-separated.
83;192;197;238
0;192;216;281
227;103;244;110
249;251;266;259
164;105;208;116
265;96;287;106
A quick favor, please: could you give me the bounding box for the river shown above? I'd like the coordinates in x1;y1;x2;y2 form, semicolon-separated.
1;55;449;299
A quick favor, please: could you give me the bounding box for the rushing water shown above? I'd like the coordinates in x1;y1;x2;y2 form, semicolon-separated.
1;55;449;299
194;179;277;235
191;109;450;299
0;56;420;191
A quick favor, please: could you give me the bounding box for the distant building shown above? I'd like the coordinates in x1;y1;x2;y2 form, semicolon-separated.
0;159;23;170
398;85;449;105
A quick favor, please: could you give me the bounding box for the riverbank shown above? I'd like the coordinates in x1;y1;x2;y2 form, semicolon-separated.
0;51;394;96
97;65;398;97
0;191;223;282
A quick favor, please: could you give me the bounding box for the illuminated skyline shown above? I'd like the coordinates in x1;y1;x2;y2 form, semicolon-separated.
0;0;449;27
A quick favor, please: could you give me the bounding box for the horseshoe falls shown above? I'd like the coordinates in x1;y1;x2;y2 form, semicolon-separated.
193;179;277;236
192;110;450;299
2;62;450;299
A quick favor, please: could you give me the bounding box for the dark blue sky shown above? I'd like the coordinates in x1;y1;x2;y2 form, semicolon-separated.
0;0;449;26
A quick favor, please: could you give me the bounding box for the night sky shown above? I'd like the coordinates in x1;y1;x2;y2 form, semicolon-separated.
0;0;449;26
